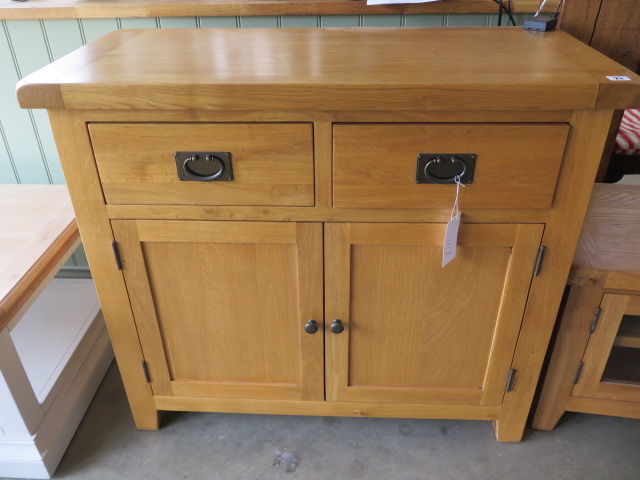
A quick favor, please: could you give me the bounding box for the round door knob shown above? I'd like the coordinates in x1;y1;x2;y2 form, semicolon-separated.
304;320;319;334
330;319;344;334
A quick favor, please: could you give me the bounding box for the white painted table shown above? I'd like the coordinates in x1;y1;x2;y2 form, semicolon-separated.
0;185;113;479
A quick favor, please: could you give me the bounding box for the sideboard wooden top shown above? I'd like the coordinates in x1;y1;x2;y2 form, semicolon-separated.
16;27;640;111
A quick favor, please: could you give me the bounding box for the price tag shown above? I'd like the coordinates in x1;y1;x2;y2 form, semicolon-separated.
442;212;461;267
606;76;631;81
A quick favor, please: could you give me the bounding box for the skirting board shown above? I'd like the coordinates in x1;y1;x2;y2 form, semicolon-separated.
0;316;113;479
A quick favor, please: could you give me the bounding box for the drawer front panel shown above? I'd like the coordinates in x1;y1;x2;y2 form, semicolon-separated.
334;123;569;209
89;123;314;206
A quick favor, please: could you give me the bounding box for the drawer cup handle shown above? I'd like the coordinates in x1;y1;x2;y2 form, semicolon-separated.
175;151;234;182
416;154;476;185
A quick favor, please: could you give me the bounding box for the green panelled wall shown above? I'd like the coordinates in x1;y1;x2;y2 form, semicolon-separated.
0;13;530;276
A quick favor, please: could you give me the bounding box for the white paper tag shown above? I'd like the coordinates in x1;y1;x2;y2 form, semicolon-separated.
442;212;461;267
606;76;631;81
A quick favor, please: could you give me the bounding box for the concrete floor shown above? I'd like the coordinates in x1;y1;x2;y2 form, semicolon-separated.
5;362;636;480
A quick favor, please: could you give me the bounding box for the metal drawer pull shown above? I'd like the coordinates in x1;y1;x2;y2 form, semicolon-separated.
175;151;234;182
416;153;476;184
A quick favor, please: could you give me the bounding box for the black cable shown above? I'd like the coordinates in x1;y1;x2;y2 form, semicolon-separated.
491;0;517;26
498;0;503;26
554;0;564;17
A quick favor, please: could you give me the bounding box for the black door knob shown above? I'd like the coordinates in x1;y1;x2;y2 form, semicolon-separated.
330;319;344;334
304;319;319;334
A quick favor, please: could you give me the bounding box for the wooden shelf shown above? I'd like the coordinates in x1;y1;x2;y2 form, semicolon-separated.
614;315;640;349
601;346;640;385
0;0;559;20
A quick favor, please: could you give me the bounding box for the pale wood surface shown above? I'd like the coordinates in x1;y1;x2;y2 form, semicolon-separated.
324;222;542;406
154;395;501;420
573;294;639;403
89;123;314;206
0;185;78;332
114;220;324;401
48;110;160;430
0;0;560;20
17;28;640;112
106;205;550;224
494;109;615;442
531;285;604;431
573;184;640;273
566;396;640;420
333;123;568;209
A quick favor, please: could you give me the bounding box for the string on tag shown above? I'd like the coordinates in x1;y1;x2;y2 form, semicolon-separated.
450;174;466;220
443;174;465;268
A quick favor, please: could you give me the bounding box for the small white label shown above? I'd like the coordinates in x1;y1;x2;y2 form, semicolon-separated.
606;76;631;81
442;212;461;267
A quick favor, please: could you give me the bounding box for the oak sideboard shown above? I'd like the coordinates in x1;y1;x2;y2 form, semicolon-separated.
17;27;640;442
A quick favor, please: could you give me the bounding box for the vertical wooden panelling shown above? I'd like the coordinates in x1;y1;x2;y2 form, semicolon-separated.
404;14;446;27
487;12;532;26
158;17;198;28
280;16;320;28
239;16;280;28
42;19;84;60
119;18;159;29
200;17;239;28
320;15;361;27
80;18;120;43
362;15;403;27
446;13;489;26
0;21;50;185
0;129;17;184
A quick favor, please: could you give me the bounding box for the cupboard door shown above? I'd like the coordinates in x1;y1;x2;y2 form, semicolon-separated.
112;220;324;401
325;223;543;406
572;294;640;403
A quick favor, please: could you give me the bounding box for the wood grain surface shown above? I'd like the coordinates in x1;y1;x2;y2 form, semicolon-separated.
113;220;325;401
333;123;568;209
0;185;78;332
573;184;640;273
17;28;640;111
89;123;314;206
324;222;542;406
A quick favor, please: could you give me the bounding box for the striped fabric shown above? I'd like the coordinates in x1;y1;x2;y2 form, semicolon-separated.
615;109;640;155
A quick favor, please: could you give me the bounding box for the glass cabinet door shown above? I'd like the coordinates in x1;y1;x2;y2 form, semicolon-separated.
572;294;640;402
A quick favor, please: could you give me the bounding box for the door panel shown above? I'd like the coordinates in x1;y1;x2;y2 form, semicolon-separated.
112;220;324;401
325;222;543;406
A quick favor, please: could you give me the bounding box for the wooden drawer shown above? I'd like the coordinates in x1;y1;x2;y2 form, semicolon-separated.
333;123;569;209
89;123;314;206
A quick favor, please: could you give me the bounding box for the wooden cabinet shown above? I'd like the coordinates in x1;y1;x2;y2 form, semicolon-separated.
532;184;640;430
572;294;640;402
16;28;640;442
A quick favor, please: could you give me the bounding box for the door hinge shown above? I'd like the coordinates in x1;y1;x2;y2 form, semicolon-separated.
572;362;584;385
505;369;517;392
111;241;123;270
533;245;547;277
141;361;151;383
589;307;602;334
